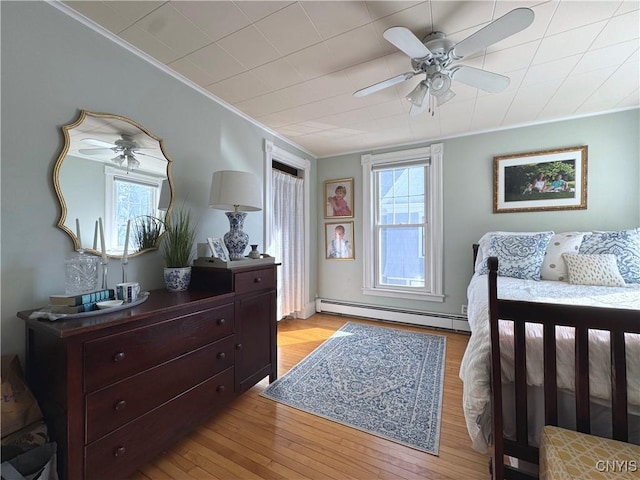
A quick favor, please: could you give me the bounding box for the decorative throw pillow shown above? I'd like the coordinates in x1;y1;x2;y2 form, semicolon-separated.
579;229;640;283
475;231;554;274
478;232;553;280
562;254;626;287
540;232;586;281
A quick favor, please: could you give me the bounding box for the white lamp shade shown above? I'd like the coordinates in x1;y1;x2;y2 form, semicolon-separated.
158;179;171;211
209;170;262;212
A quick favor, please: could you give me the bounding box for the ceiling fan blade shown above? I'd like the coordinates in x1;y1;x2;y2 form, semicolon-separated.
81;138;116;148
78;148;114;155
451;8;534;59
383;27;432;59
135;151;166;161
353;71;417;98
451;65;510;93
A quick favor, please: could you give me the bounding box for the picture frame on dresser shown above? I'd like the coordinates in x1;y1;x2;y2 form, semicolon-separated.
493;145;587;213
207;237;229;261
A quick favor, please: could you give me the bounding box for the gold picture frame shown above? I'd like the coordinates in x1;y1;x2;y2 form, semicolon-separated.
325;222;355;260
493;146;587;213
324;178;354;218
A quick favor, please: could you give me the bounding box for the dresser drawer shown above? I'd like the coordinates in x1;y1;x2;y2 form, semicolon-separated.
84;367;234;480
84;303;233;392
85;335;234;443
234;267;276;295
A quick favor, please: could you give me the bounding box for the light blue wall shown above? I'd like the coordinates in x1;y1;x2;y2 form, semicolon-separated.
1;1;316;357
317;110;640;316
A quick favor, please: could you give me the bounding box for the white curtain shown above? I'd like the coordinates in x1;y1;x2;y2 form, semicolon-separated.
272;169;304;319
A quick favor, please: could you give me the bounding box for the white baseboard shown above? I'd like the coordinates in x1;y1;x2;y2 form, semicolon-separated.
315;298;470;332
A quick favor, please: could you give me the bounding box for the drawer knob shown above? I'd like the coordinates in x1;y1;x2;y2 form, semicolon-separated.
217;352;226;360
217;318;226;326
216;385;225;393
113;352;126;362
114;400;127;411
235;343;242;350
254;277;262;283
113;446;126;457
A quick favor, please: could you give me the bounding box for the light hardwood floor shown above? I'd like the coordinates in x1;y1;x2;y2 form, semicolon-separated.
132;314;489;479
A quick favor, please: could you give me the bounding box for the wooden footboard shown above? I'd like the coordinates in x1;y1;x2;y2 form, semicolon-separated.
487;256;640;480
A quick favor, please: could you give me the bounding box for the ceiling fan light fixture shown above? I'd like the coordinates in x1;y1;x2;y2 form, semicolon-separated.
436;89;456;106
410;87;431;116
406;81;428;106
111;154;125;166
126;154;140;170
430;73;451;96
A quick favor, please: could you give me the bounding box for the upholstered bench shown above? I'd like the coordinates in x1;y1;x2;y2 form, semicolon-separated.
540;425;640;479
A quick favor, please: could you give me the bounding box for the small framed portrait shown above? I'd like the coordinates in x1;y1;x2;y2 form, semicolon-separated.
324;178;354;219
493;146;588;213
325;222;355;260
207;237;229;262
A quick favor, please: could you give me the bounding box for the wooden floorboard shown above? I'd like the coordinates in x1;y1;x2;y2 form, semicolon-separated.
134;313;489;479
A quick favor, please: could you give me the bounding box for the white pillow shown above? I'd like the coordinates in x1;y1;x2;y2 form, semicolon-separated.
562;254;626;287
475;231;554;274
540;232;586;281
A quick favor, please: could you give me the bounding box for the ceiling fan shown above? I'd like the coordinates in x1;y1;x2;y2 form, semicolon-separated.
354;8;535;116
79;134;161;169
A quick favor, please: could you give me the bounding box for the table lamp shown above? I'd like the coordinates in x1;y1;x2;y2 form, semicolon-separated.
209;170;262;260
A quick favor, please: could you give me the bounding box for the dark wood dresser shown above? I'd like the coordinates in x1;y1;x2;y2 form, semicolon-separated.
19;263;278;480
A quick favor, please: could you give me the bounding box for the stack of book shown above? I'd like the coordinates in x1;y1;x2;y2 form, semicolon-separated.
49;288;115;314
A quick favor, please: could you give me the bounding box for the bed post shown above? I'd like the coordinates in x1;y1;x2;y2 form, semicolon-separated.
487;257;504;480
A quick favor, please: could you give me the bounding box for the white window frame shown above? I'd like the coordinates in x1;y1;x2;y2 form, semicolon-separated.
361;143;444;302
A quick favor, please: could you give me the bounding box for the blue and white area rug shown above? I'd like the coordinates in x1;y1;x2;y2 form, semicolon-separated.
260;322;446;455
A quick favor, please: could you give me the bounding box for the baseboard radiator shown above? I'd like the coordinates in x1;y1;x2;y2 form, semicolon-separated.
315;298;470;332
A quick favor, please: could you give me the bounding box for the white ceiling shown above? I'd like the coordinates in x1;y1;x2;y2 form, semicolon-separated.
62;1;640;158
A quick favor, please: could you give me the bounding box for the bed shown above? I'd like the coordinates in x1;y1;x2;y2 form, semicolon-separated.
459;229;640;479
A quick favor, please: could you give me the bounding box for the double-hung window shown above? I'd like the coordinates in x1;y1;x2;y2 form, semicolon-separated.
361;144;443;302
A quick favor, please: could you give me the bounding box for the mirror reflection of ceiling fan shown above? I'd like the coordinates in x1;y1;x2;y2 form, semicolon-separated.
354;8;535;116
79;134;163;170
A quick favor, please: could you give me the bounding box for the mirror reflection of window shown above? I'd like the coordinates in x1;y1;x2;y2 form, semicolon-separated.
105;168;163;254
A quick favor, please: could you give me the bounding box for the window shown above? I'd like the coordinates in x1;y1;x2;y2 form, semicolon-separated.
105;166;163;253
362;144;443;302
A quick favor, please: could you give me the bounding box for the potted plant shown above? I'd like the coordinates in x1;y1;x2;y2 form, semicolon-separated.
159;208;197;292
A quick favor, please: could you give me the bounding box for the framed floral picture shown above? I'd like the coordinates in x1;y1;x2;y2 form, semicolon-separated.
207;237;229;262
324;178;354;218
493;146;587;213
325;222;354;260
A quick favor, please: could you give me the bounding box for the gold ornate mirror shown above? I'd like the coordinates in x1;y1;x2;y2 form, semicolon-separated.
54;110;173;258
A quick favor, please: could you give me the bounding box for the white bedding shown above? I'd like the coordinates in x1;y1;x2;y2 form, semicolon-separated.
459;274;640;453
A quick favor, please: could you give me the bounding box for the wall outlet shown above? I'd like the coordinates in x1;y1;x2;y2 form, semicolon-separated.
461;304;468;316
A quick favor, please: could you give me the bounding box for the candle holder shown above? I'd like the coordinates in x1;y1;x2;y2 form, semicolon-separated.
101;259;109;290
122;260;128;284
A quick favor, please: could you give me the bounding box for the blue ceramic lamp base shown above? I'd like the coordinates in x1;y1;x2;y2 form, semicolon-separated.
224;212;249;260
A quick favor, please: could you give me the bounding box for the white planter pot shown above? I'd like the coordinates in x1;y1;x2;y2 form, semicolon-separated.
163;266;192;292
